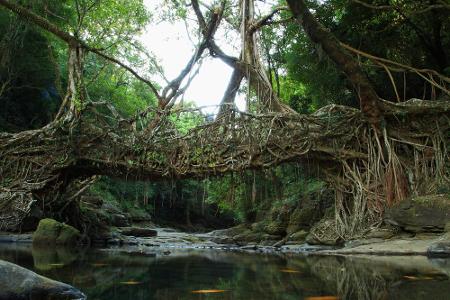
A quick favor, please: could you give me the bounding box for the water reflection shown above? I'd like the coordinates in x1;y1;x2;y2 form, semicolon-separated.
0;244;449;300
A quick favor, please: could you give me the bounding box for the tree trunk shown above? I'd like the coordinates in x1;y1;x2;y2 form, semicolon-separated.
286;0;383;127
240;0;294;113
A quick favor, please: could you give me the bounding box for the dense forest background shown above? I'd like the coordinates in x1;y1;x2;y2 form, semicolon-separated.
1;0;449;233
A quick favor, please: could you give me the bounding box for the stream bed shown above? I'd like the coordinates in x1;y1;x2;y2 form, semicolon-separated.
0;243;449;300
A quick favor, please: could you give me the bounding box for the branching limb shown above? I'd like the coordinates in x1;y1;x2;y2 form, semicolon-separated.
249;6;289;33
217;67;244;117
287;0;383;127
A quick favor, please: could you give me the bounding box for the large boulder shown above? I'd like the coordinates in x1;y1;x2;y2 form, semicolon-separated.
33;219;82;246
385;194;450;233
0;259;85;299
286;205;317;234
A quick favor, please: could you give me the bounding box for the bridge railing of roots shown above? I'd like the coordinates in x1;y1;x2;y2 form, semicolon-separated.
0;0;449;240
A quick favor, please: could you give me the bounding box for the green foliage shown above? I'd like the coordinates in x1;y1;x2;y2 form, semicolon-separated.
0;0;154;130
261;0;450;112
168;102;205;134
90;177;154;214
0;9;63;130
205;164;326;223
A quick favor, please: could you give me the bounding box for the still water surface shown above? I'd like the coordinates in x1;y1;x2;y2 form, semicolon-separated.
0;244;449;300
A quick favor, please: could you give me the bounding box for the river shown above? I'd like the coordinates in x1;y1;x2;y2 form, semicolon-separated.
0;243;449;300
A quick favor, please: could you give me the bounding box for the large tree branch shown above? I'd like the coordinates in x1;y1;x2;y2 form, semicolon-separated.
191;0;239;67
217;68;244;117
287;0;383;127
160;4;225;109
248;6;289;33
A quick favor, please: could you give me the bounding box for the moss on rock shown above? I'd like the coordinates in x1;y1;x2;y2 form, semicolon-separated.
56;223;82;245
33;219;62;245
33;218;81;246
264;220;286;236
385;194;450;233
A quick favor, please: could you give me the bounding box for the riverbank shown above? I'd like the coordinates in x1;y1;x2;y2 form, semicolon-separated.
1;225;449;257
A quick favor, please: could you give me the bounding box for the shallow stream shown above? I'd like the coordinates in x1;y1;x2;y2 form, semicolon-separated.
0;243;449;300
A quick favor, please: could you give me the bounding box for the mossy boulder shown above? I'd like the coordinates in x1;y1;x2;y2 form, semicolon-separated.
264;220;287;236
385;194;450;233
57;223;82;245
287;205;317;234
33;218;82;246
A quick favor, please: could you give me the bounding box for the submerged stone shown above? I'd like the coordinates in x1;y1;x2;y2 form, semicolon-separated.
0;259;85;300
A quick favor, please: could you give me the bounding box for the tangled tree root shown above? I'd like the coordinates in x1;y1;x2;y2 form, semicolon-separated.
0;99;449;237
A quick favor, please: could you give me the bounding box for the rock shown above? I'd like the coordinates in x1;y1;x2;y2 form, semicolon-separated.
33;219;82;246
385;194;450;233
101;202;122;214
127;208;152;222
210;236;236;244
208;224;249;237
428;242;450;257
233;231;263;244
259;239;279;246
106;238;122;245
306;218;342;246
119;227;157;237
288;230;309;242
365;227;396;239
445;222;450;233
428;232;450;257
109;213;130;227
240;245;257;250
287;205;316;234
0;259;85;299
56;223;82;246
264;220;286;236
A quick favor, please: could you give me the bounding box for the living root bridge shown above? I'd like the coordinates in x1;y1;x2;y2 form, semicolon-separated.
1;99;449;237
